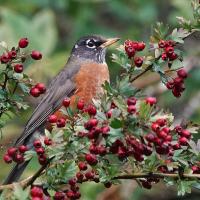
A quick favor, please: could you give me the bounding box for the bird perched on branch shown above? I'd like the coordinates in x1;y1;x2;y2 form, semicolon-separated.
4;35;119;184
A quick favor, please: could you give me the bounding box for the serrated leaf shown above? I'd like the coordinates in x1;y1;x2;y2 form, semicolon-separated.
13;184;30;200
107;127;123;144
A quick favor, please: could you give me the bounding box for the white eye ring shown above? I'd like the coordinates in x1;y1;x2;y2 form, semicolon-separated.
86;39;96;48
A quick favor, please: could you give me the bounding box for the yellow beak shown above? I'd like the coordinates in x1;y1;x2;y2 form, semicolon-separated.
100;37;120;48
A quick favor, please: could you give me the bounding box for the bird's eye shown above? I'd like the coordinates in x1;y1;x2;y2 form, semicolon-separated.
86;39;96;48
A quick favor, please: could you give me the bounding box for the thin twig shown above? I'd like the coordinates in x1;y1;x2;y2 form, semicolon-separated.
113;172;200;180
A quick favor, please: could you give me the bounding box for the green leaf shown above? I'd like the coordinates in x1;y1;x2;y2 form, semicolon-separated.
18;83;30;94
110;118;123;129
13;184;30;200
138;101;152;121
118;76;137;97
107;128;123;144
177;180;195;196
57;160;77;182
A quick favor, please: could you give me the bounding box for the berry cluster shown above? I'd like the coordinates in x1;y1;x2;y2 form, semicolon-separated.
124;40;145;67
158;40;178;61
33;139;49;165
0;38;42;65
3;145;28;164
166;68;188;97
30;83;46;97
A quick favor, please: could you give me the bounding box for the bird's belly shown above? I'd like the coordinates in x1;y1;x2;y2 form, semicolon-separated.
52;62;109;121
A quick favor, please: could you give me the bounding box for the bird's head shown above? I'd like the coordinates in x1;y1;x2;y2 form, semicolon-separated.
71;35;120;63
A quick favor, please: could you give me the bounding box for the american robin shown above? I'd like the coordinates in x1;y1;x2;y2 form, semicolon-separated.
4;35;119;184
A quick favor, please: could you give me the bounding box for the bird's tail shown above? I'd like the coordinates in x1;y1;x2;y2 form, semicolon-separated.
3;160;30;184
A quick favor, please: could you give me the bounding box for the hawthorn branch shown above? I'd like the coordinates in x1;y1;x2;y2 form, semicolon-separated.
0;171;200;192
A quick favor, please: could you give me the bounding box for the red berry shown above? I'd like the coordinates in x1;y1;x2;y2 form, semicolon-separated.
84;118;98;130
33;139;42;148
31;186;43;197
125;45;136;58
165;46;174;56
156;118;167;127
106;109;112;118
158;40;166;48
166;80;174;89
76;172;84;182
62;98;70;107
38;154;47;165
31;50;42;60
172;88;181;98
145;97;157;106
14;64;23;73
101;126;110;137
7;147;18;157
174;77;183;85
54;191;65;200
157;130;167;139
0;53;10;63
174;125;183;134
36;147;45;155
127;105;136;114
145;133;155;142
68;178;77;186
85;153;98;165
179;137;188;146
117;146;127;159
177;69;187;79
173;143;181;150
78;161;87;171
48;114;57;123
87;104;97;115
66;190;75;198
77;99;85;110
161;52;168;61
56;118;66;128
134;57;143;67
18;38;29;48
127;97;137;106
166;40;175;47
85;171;95;179
156;144;169;155
35;83;46;94
181;129;191;139
18;145;28;153
8;50;17;59
44;137;52;146
162;127;170;134
98;145;107;156
151;123;160;132
3;154;12;164
136;42;146;51
191;165;200;173
165;134;172;141
30;87;40;97
89;143;98;154
169;52;178;61
13;153;24;163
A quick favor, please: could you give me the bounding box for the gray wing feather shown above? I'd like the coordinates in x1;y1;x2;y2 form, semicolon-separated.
15;61;80;146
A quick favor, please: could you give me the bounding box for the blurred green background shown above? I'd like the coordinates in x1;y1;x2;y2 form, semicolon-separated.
0;0;200;199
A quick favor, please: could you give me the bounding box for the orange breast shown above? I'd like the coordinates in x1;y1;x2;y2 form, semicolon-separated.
53;62;109;120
